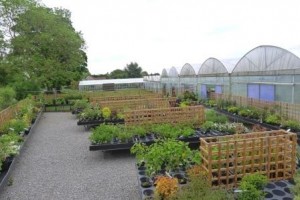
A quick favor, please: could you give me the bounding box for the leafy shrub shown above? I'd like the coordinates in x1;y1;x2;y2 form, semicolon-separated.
292;171;300;199
101;107;111;120
282;119;300;131
89;124;119;144
154;176;178;199
183;91;197;101
0;87;16;110
8;119;28;134
73;99;89;110
238;173;267;200
227;106;239;114
205;109;228;124
264;114;281;125
79;107;101;120
131;139;195;176
174;169;232;200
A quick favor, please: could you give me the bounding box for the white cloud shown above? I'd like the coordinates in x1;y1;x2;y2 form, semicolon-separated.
41;0;300;74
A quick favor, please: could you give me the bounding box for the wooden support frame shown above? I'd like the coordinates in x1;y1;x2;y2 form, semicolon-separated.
200;130;297;189
124;105;205;126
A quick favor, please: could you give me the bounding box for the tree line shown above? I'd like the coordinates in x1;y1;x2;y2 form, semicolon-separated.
0;0;88;99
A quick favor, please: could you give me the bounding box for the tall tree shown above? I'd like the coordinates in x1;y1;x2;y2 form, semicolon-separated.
9;6;88;90
124;62;142;78
109;69;128;79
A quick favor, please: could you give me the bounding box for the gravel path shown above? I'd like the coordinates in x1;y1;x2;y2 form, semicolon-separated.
0;112;140;200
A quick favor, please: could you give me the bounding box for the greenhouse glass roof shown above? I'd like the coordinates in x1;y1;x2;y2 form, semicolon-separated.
168;66;179;77
232;45;300;75
198;58;229;75
161;68;168;77
180;63;196;76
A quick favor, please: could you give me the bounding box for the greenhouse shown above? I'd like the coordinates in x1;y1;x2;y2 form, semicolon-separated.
144;45;300;104
79;78;144;91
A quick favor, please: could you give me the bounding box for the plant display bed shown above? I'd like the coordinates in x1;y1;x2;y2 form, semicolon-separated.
77;118;124;126
215;109;281;130
0;110;43;190
44;104;73;112
89;129;237;151
200;130;297;189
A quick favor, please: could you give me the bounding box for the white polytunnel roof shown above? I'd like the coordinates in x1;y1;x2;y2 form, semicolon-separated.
161;68;168;77
198;58;229;76
180;63;196;76
232;45;300;75
79;78;144;86
168;66;179;77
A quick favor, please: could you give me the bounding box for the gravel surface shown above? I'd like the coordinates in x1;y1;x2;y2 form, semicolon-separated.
0;112;140;200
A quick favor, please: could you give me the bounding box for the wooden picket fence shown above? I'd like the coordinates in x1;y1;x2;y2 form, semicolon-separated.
212;93;300;122
124;105;205;126
95;97;176;112
200;130;297;189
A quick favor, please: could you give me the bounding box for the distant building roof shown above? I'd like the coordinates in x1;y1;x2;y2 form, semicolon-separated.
79;78;144;86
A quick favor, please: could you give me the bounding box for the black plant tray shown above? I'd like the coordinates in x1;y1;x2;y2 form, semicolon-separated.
215;109;281;130
89;130;232;151
77;119;125;126
0;110;43;191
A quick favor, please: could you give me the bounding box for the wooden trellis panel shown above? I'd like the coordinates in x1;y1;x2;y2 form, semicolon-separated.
200;130;297;189
124;105;205;126
90;94;162;103
95;98;176;112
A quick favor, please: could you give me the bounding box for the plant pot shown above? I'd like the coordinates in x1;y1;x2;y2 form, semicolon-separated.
1;156;14;172
140;177;152;188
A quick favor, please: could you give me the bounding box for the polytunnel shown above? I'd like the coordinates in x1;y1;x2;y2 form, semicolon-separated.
197;58;232;99
161;68;168;77
179;63;196;76
232;45;300;75
231;45;300;103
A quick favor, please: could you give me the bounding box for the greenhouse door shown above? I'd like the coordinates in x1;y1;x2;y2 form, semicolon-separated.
215;85;222;94
200;85;207;99
247;84;259;99
260;85;275;101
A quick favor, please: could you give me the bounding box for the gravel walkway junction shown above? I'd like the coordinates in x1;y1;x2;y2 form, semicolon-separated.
0;112;140;200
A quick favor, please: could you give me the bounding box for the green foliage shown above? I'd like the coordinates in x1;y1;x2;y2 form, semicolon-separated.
101;107;112;120
131;139;196;176
205;109;228;123
124;62;143;78
8;5;88;90
7;119;27;134
73;99;89;110
127;125;147;137
89;124;119;144
238;173;267;200
282;119;300;131
0;87;16;110
182;91;197;101
172;172;233;200
227;106;239;114
292;171;300;198
264;113;281;125
79;107;101;120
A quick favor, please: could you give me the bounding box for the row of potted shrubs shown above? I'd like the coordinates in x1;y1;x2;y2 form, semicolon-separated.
0;98;41;173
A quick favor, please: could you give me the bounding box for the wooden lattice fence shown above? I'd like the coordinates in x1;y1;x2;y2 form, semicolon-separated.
95;98;176;112
212;93;300;122
124;105;205;126
89;94;162;103
200;130;297;189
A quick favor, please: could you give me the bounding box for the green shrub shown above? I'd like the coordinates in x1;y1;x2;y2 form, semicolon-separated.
227;106;239;114
101;107;111;120
0;87;16;110
205;109;228;124
264;114;281;125
282;119;300;131
89;124;119;144
238;173;267;200
292;171;300;199
73;99;89;110
79;107;101;120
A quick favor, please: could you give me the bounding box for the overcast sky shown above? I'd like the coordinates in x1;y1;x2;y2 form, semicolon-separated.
41;0;300;75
